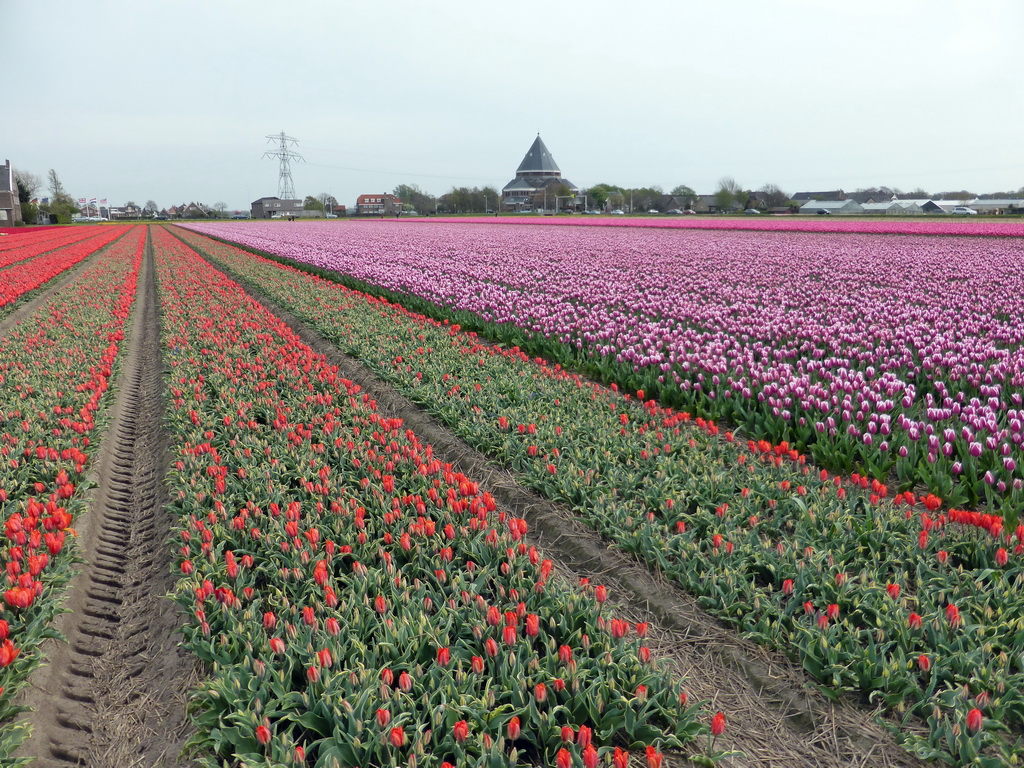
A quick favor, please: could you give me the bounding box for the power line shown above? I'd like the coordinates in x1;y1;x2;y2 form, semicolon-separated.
304;160;498;184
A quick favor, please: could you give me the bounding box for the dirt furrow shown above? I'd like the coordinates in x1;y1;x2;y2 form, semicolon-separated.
16;231;200;768
191;244;929;768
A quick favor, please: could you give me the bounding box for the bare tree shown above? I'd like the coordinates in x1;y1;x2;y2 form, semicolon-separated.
757;183;790;208
317;193;338;212
144;200;159;217
14;169;43;200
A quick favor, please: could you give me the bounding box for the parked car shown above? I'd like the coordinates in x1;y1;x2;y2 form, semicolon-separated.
743;208;761;215
610;209;625;215
682;209;697;215
665;209;683;215
231;213;249;219
816;209;831;215
647;209;659;214
951;206;978;215
325;213;338;219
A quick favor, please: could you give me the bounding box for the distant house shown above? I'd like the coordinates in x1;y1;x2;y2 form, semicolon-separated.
792;189;846;202
178;202;210;219
251;197;303;219
501;135;579;211
691;194;742;214
799;199;864;215
356;194;402;215
0;159;22;225
109;203;143;220
657;193;695;211
969;199;1024;214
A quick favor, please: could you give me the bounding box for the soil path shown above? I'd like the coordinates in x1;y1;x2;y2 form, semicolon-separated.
189;240;929;768
16;231;200;767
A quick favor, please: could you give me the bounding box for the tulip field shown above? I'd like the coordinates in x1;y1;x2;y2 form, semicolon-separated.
179;218;1024;766
186;220;1024;522
1;218;1023;767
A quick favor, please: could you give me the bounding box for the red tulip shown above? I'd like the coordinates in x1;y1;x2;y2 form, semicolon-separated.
376;708;391;727
613;747;629;768
255;724;271;745
525;613;539;636
583;744;598;768
437;646;451;666
556;748;572;768
389;726;405;747
453;719;469;743
645;745;663;768
967;707;983;733
575;724;591;748
711;710;726;736
507;716;521;740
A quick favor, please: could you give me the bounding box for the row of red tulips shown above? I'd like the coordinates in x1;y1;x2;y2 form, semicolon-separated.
0;226;144;756
152;226;726;766
172;226;1022;766
0;226;130;311
0;226;101;257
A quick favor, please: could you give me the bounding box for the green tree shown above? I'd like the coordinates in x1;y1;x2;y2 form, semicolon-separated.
586;185;610;210
393;184;435;214
303;195;324;212
43;169;78;223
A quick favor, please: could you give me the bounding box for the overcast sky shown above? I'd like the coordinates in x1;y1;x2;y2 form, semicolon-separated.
6;1;1023;211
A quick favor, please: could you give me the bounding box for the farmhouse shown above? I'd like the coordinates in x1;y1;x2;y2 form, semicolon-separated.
251;196;303;219
356;194;402;215
501;135;579;211
0;159;22;225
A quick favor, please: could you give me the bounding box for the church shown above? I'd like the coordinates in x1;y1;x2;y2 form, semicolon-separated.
501;135;579;212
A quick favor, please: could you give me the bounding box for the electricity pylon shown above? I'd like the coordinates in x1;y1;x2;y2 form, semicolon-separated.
263;132;303;199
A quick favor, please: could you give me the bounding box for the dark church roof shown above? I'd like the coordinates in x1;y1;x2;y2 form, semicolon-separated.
515;134;562;177
503;135;578;197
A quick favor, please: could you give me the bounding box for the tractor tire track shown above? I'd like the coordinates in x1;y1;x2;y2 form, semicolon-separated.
189;243;928;768
17;230;200;768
